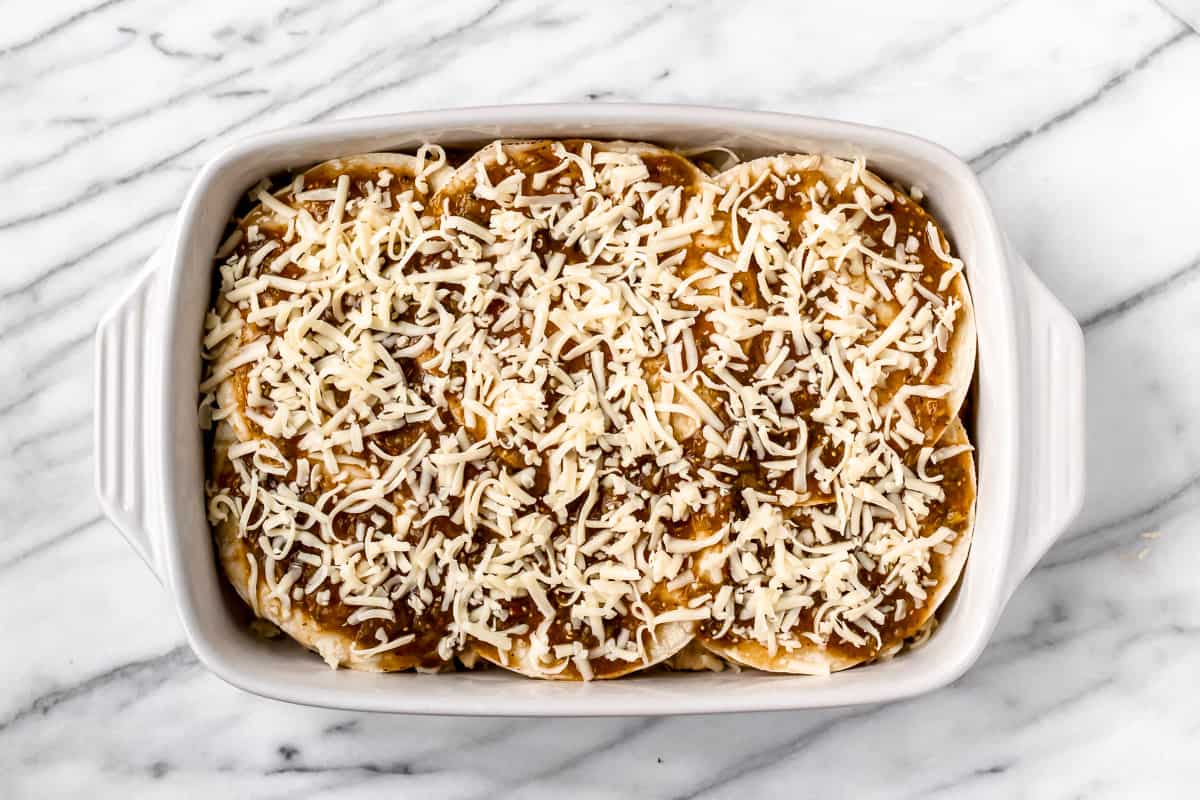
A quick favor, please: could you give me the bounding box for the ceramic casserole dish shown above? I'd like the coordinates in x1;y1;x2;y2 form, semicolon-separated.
94;104;1084;715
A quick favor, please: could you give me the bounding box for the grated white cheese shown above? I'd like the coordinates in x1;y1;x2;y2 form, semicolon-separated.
201;143;976;679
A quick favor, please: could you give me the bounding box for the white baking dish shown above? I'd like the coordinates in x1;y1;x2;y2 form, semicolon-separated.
94;104;1084;715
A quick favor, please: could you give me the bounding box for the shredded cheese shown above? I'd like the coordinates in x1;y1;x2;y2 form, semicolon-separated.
200;143;976;679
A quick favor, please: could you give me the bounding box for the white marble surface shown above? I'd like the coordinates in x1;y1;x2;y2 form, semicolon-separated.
3;0;1199;796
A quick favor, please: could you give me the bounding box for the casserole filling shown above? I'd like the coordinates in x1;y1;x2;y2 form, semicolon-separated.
200;140;977;679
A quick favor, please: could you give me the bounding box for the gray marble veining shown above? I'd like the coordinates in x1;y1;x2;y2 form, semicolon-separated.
3;0;1199;796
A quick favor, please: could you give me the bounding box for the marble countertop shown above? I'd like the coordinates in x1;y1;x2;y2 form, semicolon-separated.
4;0;1199;796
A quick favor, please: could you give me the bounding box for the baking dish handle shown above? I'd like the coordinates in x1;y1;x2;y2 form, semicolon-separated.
1006;246;1086;592
94;249;166;583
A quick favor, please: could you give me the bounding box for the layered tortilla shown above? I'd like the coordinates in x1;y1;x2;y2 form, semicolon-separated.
202;151;461;670
713;155;975;481
697;418;976;674
423;140;722;678
200;142;978;680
